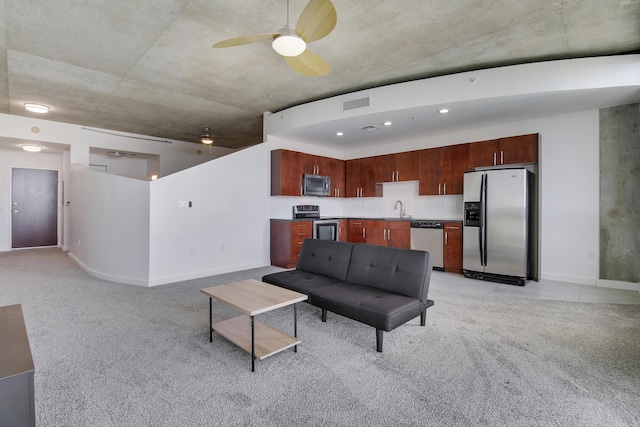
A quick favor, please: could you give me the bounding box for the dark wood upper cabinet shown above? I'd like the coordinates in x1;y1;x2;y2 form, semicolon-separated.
468;139;500;168
443;143;470;195
271;149;304;196
468;134;538;168
419;144;468;195
499;134;538;165
271;149;345;197
376;151;419;183
273;133;536;199
418;147;443;195
346;157;381;198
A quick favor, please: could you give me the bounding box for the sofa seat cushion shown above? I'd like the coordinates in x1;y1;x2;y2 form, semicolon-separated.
310;282;424;332
262;270;342;296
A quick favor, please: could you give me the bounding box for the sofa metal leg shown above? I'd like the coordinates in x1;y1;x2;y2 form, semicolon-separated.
321;308;327;322
376;329;383;352
420;309;426;326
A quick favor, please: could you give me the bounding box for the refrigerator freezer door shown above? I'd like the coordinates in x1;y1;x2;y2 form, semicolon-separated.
462;171;484;273
484;169;529;277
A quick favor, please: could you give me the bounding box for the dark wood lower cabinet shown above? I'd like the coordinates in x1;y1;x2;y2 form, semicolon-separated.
347;219;410;248
270;220;312;268
444;222;463;274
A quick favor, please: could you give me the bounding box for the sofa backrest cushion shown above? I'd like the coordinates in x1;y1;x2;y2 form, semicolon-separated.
296;239;355;282
345;244;433;302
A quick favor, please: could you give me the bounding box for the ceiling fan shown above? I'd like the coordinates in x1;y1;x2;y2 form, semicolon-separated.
212;0;337;76
192;127;236;152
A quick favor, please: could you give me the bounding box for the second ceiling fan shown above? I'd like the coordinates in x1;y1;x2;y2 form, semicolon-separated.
212;0;337;76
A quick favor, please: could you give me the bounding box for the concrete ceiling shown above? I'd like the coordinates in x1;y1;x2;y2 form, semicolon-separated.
1;0;639;150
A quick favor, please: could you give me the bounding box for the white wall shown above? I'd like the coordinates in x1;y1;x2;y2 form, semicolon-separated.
268;109;600;286
0;113;234;177
89;152;152;180
148;143;271;286
67;164;150;285
0;149;64;252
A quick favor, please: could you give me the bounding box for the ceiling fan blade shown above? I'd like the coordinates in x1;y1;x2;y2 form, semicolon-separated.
284;49;330;76
213;33;280;48
296;0;337;43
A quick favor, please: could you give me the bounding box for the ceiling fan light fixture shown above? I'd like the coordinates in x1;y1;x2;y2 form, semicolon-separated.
272;27;306;57
201;137;213;144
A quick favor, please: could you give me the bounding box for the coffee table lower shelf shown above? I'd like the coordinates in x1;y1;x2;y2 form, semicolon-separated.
212;315;301;360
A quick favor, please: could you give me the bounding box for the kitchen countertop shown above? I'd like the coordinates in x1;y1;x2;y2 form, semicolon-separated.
271;217;463;223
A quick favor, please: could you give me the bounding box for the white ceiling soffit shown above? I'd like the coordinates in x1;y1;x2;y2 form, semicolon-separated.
265;56;640;148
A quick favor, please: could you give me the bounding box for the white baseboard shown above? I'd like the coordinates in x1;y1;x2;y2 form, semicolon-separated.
67;252;149;287
147;261;272;287
597;279;640;292
540;272;597;286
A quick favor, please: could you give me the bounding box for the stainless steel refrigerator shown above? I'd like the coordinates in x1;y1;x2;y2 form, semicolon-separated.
463;168;534;286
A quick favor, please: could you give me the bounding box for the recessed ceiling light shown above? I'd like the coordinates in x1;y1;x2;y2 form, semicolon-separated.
22;145;42;152
24;103;50;114
383;121;393;126
438;108;450;114
336;131;344;136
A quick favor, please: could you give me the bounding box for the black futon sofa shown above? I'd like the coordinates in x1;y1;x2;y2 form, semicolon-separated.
262;238;434;352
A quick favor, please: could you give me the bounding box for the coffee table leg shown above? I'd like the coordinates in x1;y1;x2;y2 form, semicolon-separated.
209;298;213;342
251;315;255;372
294;303;298;353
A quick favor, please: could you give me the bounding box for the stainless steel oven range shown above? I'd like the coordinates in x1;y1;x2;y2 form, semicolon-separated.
292;205;340;242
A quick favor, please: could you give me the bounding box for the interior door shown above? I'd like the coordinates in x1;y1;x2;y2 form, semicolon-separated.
12;168;58;248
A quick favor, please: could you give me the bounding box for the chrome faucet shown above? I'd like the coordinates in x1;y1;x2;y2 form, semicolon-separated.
394;200;405;218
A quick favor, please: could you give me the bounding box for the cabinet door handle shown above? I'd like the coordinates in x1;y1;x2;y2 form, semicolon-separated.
444;183;447;195
500;151;504;164
445;232;448;245
493;152;497;166
396;171;399;181
352;222;362;225
388;229;391;240
445;226;459;230
384;229;386;240
438;183;441;195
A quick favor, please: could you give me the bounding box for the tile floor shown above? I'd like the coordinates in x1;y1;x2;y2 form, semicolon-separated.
430;271;640;304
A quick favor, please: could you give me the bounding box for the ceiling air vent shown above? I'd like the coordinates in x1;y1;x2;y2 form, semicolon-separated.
361;125;379;132
342;96;370;111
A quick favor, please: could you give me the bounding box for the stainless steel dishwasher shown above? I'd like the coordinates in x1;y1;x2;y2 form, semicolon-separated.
410;221;444;270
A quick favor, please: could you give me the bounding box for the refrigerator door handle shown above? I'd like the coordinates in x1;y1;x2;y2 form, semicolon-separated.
482;174;488;266
479;174;487;266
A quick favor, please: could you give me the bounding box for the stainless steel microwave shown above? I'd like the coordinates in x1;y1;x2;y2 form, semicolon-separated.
302;174;330;197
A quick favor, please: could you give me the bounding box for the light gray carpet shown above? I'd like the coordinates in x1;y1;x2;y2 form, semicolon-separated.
1;248;639;426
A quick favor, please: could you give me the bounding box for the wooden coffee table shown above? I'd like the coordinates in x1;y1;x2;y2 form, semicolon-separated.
200;279;308;372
